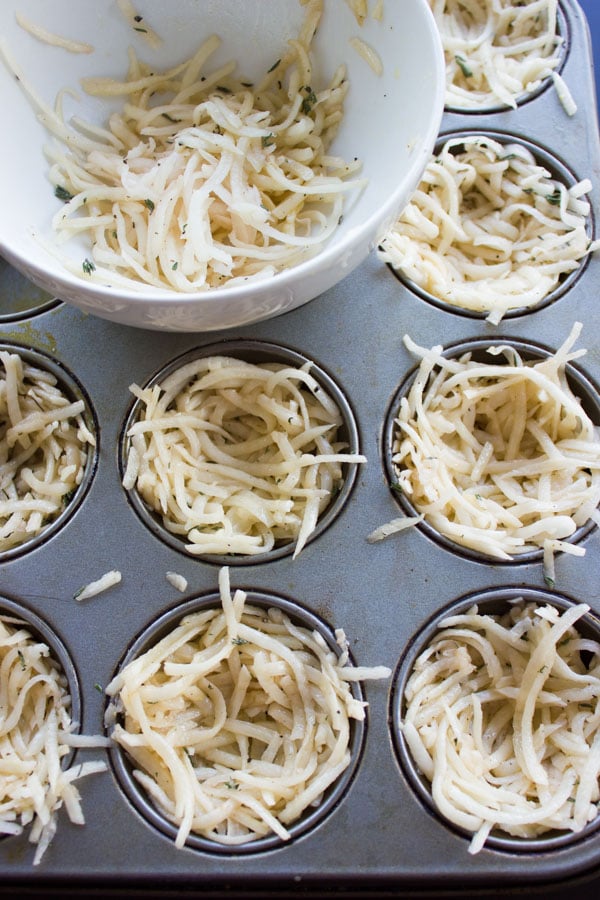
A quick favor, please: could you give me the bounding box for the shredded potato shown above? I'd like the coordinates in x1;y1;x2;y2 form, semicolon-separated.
14;12;93;54
74;570;122;602
5;0;363;292
429;0;570;112
123;354;365;558
115;0;162;50
349;37;383;75
0;615;107;864
379;135;599;324
105;566;390;848
166;571;188;593
370;323;600;583
0;351;94;554
402;599;600;852
344;0;385;24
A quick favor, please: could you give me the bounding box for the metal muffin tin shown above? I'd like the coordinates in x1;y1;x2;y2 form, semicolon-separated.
1;0;599;892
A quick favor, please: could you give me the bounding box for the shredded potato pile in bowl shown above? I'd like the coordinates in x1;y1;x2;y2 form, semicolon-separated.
41;1;363;293
370;323;600;585
398;596;600;853
0;0;445;330
379;135;599;324
105;567;390;849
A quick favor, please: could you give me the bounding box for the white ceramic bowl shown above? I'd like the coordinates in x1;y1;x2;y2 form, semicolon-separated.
0;1;444;332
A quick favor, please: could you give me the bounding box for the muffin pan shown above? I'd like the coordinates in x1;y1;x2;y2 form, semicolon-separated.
1;0;600;892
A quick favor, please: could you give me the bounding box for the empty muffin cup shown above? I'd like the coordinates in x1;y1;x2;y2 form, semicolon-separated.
0;257;60;322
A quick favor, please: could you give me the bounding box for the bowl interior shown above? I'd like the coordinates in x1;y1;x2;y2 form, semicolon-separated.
0;0;444;327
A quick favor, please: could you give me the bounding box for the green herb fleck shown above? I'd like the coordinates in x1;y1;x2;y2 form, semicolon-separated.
171;261;178;271
17;650;26;670
82;258;96;275
225;779;239;790
301;86;318;114
267;59;281;73
54;184;74;202
544;574;555;589
455;55;473;78
144;198;155;212
262;133;275;147
545;189;562;206
232;637;249;646
94;682;103;693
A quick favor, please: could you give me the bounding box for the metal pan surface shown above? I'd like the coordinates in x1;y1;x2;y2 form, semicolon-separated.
0;0;599;894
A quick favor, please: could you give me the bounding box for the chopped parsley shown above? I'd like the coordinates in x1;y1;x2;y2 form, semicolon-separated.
455;55;473;78
54;185;74;202
301;85;318;114
545;189;562;206
82;258;96;275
